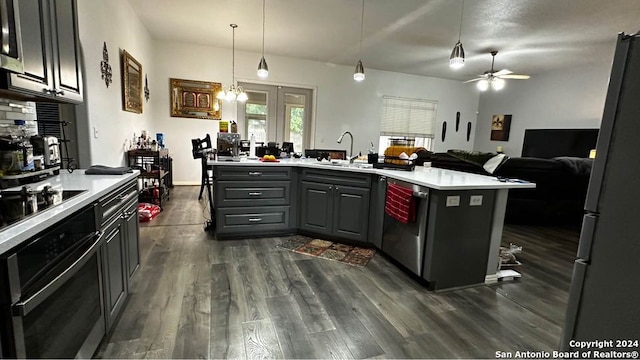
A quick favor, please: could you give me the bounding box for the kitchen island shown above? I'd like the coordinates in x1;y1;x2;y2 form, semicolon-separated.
208;158;534;289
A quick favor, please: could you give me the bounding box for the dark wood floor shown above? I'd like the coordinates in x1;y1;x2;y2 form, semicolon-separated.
95;186;580;359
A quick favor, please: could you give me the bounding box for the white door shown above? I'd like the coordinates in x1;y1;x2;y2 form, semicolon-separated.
237;82;313;153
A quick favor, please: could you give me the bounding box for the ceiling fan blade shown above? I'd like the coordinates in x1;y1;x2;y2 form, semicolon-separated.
492;69;513;77
463;78;483;83
500;74;530;79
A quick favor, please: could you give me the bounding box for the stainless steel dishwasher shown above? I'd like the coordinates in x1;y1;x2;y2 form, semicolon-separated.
381;177;429;276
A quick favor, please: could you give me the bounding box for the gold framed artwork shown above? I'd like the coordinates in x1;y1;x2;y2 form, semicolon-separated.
490;114;512;141
122;50;143;113
170;78;222;119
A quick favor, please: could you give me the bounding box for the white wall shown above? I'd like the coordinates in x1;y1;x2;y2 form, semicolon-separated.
151;40;480;184
475;64;611;156
75;0;154;167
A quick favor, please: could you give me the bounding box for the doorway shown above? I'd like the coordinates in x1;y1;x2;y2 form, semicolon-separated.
237;82;313;153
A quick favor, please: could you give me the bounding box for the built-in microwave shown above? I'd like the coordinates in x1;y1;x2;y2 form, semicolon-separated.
0;0;24;73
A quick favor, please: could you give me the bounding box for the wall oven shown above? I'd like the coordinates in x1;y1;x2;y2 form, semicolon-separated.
0;204;105;358
0;0;24;73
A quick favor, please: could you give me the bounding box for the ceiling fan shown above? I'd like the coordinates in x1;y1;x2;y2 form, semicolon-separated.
465;51;530;91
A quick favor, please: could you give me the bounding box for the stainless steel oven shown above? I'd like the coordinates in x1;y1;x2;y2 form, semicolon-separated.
0;204;105;358
0;0;24;73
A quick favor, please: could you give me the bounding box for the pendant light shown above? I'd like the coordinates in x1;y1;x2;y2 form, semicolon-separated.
217;24;248;102
449;0;465;69
257;0;269;78
353;0;365;81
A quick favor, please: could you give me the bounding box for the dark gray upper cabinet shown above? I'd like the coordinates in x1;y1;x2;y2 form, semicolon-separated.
3;0;82;103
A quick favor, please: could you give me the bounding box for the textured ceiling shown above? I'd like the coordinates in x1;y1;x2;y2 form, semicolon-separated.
127;0;639;81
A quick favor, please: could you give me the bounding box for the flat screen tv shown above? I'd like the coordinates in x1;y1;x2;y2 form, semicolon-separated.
521;129;599;159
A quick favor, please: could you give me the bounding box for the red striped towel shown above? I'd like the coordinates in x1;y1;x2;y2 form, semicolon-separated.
385;183;416;223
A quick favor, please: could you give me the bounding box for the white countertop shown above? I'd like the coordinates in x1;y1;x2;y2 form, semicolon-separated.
0;170;140;255
208;158;536;191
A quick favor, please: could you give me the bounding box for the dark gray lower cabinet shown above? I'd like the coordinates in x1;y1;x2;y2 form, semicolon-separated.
299;181;370;242
214;167;296;237
98;180;140;332
124;200;140;281
299;181;333;235
101;216;127;331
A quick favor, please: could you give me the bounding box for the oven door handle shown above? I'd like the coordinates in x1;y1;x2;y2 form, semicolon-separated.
12;231;103;317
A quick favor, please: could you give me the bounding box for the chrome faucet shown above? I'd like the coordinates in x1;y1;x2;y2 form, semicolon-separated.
337;131;355;162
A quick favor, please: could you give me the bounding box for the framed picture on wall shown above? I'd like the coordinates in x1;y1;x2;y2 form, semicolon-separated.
122;50;143;114
490;114;512;141
170;78;222;119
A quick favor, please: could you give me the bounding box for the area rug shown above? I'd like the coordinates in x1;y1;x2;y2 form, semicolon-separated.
277;235;376;267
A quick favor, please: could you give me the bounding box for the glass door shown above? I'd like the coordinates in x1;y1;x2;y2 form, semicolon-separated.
238;82;313;153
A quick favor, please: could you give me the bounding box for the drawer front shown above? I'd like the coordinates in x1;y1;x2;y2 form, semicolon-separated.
215;181;290;207
215;166;292;181
301;168;371;188
99;180;138;225
216;206;290;234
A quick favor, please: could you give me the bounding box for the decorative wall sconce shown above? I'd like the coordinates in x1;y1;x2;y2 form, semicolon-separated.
144;74;150;102
100;42;113;87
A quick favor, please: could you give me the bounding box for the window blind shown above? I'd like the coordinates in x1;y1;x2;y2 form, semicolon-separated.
380;96;437;138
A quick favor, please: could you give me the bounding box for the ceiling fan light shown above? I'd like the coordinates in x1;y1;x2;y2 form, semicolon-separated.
477;79;489;91
449;41;465;69
491;78;506;90
354;60;365;81
257;57;269;78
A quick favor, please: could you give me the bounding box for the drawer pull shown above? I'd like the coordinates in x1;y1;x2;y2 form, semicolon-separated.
248;172;263;176
248;218;263;222
248;192;263;196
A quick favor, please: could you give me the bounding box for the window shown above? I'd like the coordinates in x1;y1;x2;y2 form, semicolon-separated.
378;96;437;152
245;97;267;145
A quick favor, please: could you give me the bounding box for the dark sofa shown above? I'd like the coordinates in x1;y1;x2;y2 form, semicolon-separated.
430;151;592;226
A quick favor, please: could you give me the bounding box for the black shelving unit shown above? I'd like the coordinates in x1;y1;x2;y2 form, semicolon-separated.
127;149;172;209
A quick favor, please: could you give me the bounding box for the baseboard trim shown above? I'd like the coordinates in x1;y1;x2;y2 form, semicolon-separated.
173;181;200;186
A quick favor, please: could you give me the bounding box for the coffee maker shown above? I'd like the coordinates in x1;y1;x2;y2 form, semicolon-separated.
30;135;61;167
216;133;241;160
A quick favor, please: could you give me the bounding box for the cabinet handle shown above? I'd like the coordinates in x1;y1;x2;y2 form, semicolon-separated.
0;1;9;55
329;186;333;190
55;89;65;96
248;192;263;196
335;186;339;191
43;88;55;94
248;172;262;176
379;176;387;182
248;218;263;222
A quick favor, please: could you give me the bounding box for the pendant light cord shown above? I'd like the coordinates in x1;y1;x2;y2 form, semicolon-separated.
457;0;464;42
262;0;266;56
231;24;236;84
359;0;365;55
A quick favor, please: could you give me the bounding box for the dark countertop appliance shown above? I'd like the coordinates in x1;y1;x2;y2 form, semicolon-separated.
216;133;240;159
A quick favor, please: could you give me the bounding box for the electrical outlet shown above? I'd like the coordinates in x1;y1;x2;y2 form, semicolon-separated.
470;195;483;206
446;195;460;207
93;126;99;139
